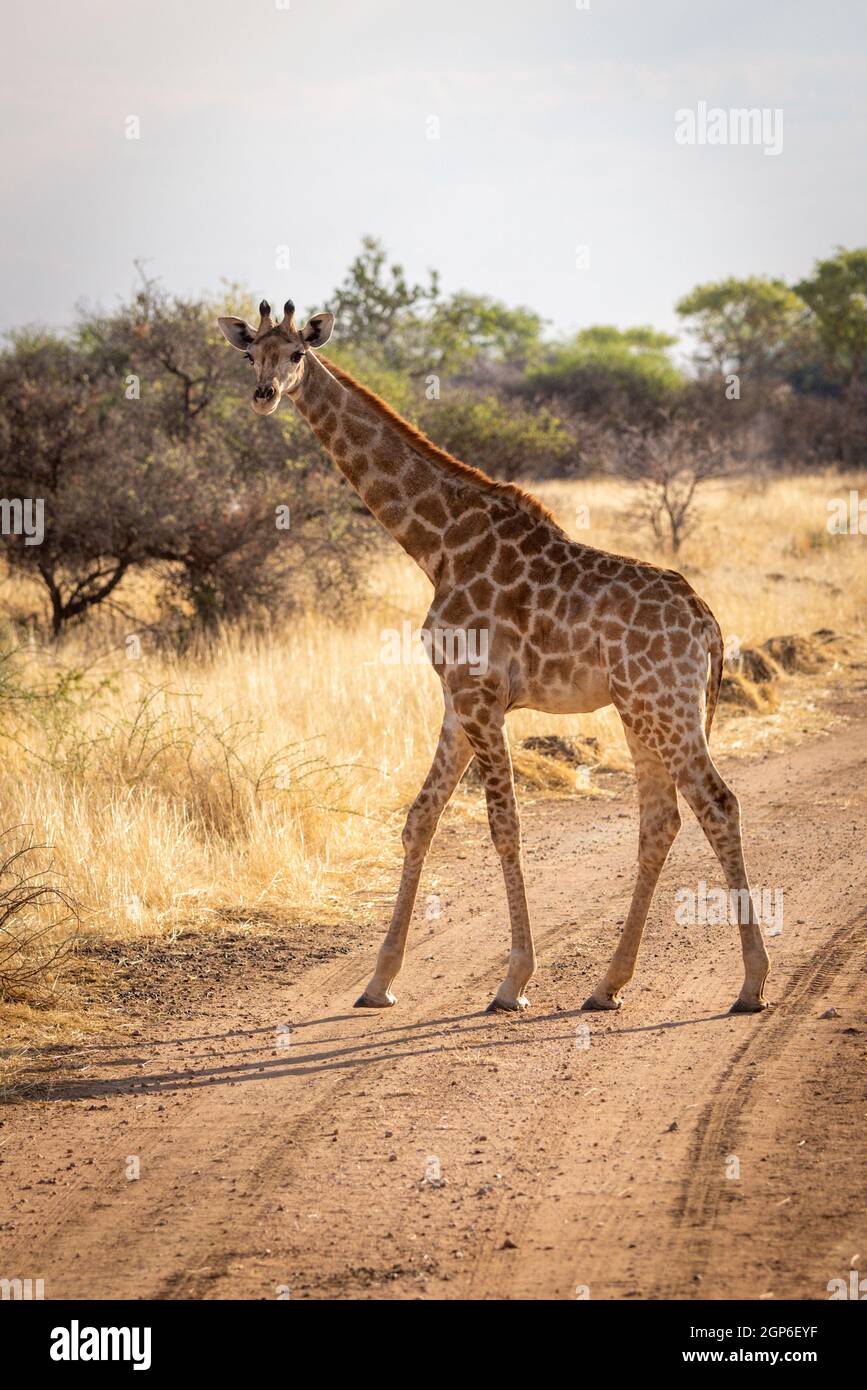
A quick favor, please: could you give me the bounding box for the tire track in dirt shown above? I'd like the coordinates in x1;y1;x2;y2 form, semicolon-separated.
664;909;866;1298
675;913;864;1230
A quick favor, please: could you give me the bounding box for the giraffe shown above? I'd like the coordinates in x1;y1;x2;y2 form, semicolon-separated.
218;299;771;1016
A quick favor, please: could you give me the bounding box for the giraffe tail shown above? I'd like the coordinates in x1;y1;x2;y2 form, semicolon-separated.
704;619;724;739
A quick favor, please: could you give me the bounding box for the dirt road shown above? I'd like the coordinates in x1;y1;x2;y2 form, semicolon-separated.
2;699;865;1301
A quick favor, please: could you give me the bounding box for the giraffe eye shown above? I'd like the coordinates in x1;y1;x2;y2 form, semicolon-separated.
244;351;253;363
291;350;303;363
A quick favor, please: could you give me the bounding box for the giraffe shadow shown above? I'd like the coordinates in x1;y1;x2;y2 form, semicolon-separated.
24;1006;732;1102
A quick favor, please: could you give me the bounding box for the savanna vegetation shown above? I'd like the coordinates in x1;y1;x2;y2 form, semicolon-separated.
1;237;866;1074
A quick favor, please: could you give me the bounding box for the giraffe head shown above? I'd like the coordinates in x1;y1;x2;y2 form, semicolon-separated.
218;300;334;415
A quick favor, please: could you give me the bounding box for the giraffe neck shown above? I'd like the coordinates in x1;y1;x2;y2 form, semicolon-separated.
289;352;453;582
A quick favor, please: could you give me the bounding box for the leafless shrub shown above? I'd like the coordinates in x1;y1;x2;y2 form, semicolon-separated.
0;834;81;999
619;417;728;553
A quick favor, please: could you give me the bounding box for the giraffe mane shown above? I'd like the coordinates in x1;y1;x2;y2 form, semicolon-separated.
317;355;566;533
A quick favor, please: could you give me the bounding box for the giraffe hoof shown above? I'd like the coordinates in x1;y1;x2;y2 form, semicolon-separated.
486;994;530;1013
581;993;623;1012
354;990;397;1008
728;996;770;1014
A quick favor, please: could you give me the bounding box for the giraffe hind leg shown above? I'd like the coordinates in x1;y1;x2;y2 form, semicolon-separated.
583;728;681;1010
674;750;771;1012
619;708;770;1013
604;659;770;1013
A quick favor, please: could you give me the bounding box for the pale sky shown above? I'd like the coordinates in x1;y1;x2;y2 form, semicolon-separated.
3;0;865;344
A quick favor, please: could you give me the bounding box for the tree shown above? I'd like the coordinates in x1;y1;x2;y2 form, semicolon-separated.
328;237;544;381
328;235;439;367
0;337;176;634
675;276;806;379
426;292;544;375
795;248;867;458
79;269;259;445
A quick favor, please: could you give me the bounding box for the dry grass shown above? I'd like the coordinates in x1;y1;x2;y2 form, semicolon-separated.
1;471;864;1068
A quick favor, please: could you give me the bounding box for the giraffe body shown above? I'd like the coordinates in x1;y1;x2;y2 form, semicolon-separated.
218;303;771;1017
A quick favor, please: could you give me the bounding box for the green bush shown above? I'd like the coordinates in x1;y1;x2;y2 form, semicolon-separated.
420;391;576;480
523;326;684;423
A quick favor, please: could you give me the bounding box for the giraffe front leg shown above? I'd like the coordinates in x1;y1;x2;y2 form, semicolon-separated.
453;709;536;1013
355;711;472;1008
354;857;420;1008
486;846;536;1013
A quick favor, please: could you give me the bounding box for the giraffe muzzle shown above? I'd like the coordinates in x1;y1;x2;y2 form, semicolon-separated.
252;384;280;414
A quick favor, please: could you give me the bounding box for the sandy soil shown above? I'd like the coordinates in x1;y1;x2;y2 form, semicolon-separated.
1;694;865;1301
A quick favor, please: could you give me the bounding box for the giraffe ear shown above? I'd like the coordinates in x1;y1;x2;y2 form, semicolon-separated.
301;312;335;349
218;316;256;351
